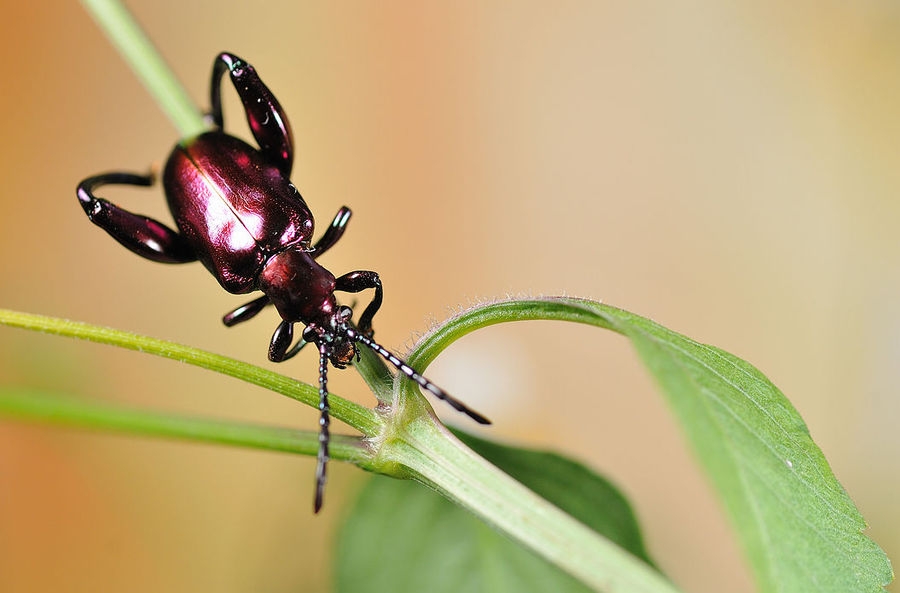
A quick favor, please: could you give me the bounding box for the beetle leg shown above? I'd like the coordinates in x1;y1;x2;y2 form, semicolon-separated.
210;52;293;176
334;271;382;335
77;172;198;264
312;206;352;258
268;320;308;361
222;294;272;326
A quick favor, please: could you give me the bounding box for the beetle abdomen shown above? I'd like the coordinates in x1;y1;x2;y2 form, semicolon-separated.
164;132;314;293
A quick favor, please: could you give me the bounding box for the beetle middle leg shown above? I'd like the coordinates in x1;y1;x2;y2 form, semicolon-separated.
312;206;352;258
335;271;382;335
77;172;198;264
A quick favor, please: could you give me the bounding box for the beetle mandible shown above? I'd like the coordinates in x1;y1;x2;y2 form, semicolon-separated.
77;52;489;512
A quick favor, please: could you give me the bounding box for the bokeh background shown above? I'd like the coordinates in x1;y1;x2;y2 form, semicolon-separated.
1;1;897;591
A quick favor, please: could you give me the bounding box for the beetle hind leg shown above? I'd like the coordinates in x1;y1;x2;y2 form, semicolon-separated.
77;172;197;264
210;52;293;176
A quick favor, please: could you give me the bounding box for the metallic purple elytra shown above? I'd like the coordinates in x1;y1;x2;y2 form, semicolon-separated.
77;52;489;512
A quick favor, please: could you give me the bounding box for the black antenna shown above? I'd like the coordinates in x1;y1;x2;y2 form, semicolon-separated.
345;327;491;425
314;342;330;513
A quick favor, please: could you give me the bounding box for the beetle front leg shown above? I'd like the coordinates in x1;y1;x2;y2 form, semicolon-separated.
268;320;308;361
335;271;382;335
312;206;352;258
77;172;198;264
210;52;293;176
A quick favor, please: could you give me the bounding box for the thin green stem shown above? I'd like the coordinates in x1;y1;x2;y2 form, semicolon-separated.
353;346;394;404
0;309;380;435
0;388;372;466
405;297;615;370
80;0;206;137
1;298;677;591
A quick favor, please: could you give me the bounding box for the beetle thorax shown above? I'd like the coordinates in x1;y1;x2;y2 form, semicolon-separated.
258;247;338;327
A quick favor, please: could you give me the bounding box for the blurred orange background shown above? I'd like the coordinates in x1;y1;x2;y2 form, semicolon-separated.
1;1;897;591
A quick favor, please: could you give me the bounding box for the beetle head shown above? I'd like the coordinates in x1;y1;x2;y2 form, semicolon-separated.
302;305;356;367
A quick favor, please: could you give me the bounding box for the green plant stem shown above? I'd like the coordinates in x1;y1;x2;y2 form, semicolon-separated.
80;0;206;137
0;388;372;466
353;346;394;404
1;304;676;591
378;400;678;593
376;297;681;592
0;309;379;435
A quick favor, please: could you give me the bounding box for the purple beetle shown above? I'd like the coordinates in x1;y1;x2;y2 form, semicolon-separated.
77;52;489;512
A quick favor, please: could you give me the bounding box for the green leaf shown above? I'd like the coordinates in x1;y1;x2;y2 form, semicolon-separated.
453;430;656;567
404;298;893;593
595;303;892;593
335;431;657;592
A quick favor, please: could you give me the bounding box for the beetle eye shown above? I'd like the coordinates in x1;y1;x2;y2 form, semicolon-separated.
338;306;353;322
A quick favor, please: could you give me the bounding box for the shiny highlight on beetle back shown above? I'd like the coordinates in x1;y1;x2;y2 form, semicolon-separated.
164;131;313;293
